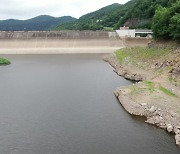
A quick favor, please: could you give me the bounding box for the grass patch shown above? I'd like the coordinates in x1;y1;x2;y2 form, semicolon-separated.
0;58;11;65
115;47;171;67
130;81;156;95
139;47;171;59
159;86;177;97
130;85;143;95
145;80;156;93
115;49;131;64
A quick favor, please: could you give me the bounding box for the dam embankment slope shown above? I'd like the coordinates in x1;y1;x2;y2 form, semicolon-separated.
0;31;151;54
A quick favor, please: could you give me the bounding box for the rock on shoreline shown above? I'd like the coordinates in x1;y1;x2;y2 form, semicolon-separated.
103;54;145;81
115;88;180;139
104;53;180;147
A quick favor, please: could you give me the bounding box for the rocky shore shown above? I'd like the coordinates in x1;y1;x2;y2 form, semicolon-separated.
103;52;180;147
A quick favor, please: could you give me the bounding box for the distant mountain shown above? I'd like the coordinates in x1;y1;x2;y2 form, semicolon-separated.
55;0;178;30
1;0;178;31
0;15;76;31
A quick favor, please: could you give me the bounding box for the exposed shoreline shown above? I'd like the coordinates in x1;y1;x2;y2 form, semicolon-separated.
103;52;180;147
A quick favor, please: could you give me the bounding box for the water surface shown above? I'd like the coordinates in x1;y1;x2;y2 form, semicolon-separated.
0;54;179;154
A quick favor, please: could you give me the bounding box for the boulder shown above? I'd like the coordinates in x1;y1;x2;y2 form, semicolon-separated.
166;124;173;133
149;106;156;113
141;103;147;106
114;89;120;97
175;134;180;146
174;126;180;135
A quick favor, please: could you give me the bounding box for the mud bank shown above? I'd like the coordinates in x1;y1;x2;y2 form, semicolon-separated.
104;53;180;147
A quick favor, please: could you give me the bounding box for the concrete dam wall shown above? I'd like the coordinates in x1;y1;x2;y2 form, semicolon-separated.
0;31;119;39
0;31;151;54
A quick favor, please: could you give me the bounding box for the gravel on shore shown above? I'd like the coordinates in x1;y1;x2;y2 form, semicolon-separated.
103;53;180;147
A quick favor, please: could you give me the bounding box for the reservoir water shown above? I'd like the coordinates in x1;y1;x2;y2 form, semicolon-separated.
0;54;179;154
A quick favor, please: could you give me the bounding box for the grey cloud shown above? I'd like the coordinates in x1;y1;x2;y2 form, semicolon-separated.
0;4;64;19
0;0;128;20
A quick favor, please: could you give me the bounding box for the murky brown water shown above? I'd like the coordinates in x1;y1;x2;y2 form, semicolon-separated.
0;54;179;154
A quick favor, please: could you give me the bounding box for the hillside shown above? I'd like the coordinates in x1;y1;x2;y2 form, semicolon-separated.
55;0;178;30
0;15;76;31
54;3;121;30
116;0;177;29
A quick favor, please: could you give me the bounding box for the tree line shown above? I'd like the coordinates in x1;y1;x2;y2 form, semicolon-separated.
152;0;180;40
55;0;180;40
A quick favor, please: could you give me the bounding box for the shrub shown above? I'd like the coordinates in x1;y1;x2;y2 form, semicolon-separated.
0;58;11;65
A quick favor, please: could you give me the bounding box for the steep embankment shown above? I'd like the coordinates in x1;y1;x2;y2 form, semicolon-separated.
0;31;152;54
0;31;125;54
104;43;180;146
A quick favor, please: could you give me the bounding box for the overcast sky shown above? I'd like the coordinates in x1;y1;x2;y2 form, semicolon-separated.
0;0;129;20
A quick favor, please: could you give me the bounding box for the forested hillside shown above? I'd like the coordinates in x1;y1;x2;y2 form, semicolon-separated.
54;3;121;30
0;15;76;31
55;0;178;34
152;0;180;40
116;0;177;29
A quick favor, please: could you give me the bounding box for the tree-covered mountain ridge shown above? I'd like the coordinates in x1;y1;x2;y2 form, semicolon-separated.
55;0;178;31
0;15;76;31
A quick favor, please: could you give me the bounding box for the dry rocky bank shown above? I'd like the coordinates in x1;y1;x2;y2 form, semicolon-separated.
103;46;180;147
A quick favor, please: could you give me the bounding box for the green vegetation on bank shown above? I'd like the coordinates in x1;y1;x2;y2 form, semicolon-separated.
129;81;156;95
115;46;180;87
115;47;171;67
145;81;156;93
0;58;11;65
129;81;178;97
159;86;177;97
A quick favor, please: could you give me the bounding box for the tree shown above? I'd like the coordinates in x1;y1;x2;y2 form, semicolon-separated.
169;0;180;39
152;7;170;39
169;13;180;40
152;0;180;40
